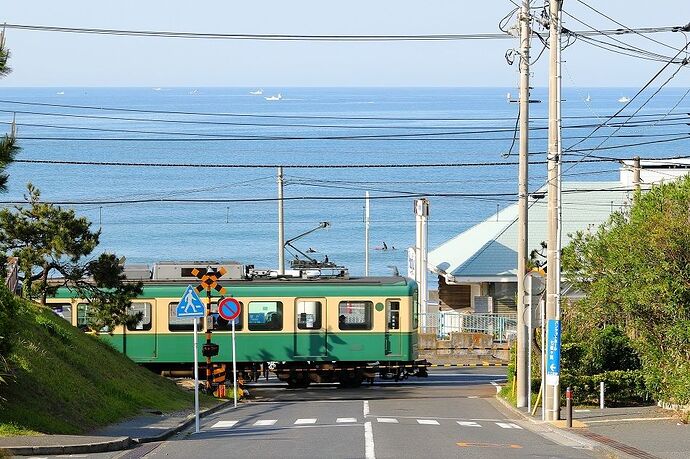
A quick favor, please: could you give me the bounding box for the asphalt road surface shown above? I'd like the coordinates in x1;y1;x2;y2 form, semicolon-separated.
112;368;596;459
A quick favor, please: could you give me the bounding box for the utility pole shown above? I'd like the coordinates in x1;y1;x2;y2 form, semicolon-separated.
414;199;429;327
545;0;562;422
516;0;532;410
633;156;641;192
364;191;370;276
277;167;285;275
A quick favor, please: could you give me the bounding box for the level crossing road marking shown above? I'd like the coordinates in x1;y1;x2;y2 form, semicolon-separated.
457;421;482;427
294;418;317;425
337;418;358;423
417;419;440;425
211;420;238;429
253;419;277;426
376;417;399;424
495;422;523;429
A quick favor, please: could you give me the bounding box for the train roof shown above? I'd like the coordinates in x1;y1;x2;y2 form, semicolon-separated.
50;276;418;300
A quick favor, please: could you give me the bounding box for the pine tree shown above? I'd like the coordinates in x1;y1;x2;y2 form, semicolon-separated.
0;30;18;192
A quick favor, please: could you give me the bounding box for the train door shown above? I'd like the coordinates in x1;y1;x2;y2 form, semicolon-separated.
123;301;157;360
294;298;328;358
385;299;402;356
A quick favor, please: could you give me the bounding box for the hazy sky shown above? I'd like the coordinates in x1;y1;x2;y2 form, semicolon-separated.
2;0;689;87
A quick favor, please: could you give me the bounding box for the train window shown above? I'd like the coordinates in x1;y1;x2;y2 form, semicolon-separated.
387;300;400;330
168;302;203;331
50;303;72;322
248;301;283;331
126;302;152;331
76;303;92;329
338;301;373;330
296;300;322;330
211;301;243;331
412;292;419;329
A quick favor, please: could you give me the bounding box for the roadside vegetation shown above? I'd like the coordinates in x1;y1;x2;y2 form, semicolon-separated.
0;290;204;435
502;176;690;409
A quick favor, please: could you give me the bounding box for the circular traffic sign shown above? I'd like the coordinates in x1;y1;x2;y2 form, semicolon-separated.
218;297;241;321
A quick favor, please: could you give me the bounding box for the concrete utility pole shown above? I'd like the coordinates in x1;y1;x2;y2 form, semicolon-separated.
414;199;429;327
545;0;562;422
516;0;532;410
277;167;285;275
633;156;641;192
364;191;370;276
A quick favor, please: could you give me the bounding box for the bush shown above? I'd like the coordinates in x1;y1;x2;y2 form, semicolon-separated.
561;370;648;406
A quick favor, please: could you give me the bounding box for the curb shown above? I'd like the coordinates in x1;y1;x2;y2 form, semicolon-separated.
493;393;626;458
134;399;234;444
1;399;235;456
0;436;132;457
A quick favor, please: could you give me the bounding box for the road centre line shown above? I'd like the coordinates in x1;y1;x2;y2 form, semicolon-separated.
364;421;376;459
363;400;370;416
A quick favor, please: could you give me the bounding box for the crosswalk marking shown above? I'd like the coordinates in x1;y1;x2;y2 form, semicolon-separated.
336;418;358;423
417;419;440;425
377;418;399;423
211;420;238;429
457;421;481;427
294;418;317;425
495;422;522;429
254;419;278;426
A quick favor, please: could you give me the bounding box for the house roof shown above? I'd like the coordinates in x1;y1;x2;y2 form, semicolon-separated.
428;181;631;283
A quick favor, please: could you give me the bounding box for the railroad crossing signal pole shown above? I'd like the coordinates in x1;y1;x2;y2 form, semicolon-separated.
278;167;285;275
516;0;532;410
192;266;227;392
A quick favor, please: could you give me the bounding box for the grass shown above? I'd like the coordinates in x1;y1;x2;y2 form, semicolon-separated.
0;298;213;435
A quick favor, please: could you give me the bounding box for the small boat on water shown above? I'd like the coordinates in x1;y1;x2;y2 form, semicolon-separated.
265;93;282;101
250;89;263;95
56;91;65;95
585;94;591;102
618;96;630;103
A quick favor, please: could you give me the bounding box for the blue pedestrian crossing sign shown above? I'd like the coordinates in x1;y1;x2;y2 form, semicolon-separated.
176;285;206;318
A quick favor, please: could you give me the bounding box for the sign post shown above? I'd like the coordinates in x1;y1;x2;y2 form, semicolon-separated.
218;297;242;408
546;318;562;420
176;285;206;434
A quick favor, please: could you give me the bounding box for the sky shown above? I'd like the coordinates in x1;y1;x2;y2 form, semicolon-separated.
1;0;689;87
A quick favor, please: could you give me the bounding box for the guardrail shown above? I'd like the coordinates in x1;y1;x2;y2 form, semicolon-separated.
419;312;517;343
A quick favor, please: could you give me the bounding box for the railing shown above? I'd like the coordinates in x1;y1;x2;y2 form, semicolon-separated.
419;312;517;343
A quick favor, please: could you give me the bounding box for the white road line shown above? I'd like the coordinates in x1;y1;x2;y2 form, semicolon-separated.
417;419;440;425
211;420;238;429
586;416;676;424
364;421;375;459
253;419;278;426
363;400;370;417
337;418;358;423
457;421;482;428
467;396;480;399
574;409;591;413
376;418;399;423
495;422;522;429
294;418;317;425
490;381;502;393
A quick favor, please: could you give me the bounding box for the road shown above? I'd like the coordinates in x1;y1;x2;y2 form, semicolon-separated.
113;368;595;459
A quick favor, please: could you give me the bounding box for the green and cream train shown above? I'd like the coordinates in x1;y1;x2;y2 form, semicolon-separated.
46;262;427;387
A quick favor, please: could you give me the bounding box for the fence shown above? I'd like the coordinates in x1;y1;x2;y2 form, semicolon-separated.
419;312;517;343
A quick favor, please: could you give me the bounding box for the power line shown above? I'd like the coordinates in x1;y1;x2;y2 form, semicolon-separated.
1;99;688;123
12;157;613;169
0;186;637;206
2;22;685;42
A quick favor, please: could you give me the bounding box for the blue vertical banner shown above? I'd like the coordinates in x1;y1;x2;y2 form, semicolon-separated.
546;319;561;386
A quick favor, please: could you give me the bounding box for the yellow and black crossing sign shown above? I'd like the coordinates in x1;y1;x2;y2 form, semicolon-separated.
191;267;227;295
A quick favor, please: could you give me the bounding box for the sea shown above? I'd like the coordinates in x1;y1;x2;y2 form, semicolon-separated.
1;87;688;281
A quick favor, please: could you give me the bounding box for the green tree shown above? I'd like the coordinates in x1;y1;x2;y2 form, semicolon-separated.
0;32;18;192
563;176;690;404
0;184;143;331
